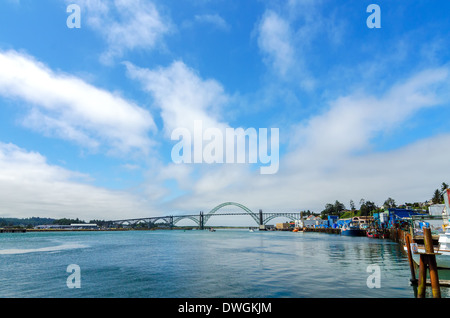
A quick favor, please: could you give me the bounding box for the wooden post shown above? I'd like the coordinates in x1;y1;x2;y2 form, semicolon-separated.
429;257;441;298
405;233;417;284
417;228;441;298
424;227;433;254
417;254;427;298
424;228;441;298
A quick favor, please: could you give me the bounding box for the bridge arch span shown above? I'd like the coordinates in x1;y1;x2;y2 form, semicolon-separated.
263;214;296;225
205;202;259;225
173;215;200;226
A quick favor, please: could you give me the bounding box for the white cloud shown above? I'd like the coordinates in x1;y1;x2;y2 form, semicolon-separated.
125;61;268;175
257;10;294;78
194;14;230;31
0;142;154;220
255;2;348;91
0;50;156;155
125;60;229;135
72;0;172;64
289;67;450;164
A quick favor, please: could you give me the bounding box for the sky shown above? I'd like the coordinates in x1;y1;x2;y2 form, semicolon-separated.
0;0;449;224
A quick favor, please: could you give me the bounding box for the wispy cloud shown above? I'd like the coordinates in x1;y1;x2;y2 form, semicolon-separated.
194;14;230;31
71;0;172;64
0;50;156;155
256;10;294;79
255;1;347;91
290;67;450;161
287;67;450;182
125;60;229;136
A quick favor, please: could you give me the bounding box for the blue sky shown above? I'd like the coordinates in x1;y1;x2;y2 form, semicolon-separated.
0;0;449;222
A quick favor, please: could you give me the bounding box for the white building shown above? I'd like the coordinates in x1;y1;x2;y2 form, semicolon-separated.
295;215;324;228
34;224;99;230
429;204;446;216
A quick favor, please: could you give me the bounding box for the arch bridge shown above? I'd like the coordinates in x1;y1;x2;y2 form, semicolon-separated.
109;202;301;230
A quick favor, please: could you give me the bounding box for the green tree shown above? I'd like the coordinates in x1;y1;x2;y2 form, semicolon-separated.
53;218;85;225
359;198;365;208
334;200;346;215
432;189;443;204
349;200;355;211
383;197;396;208
321;203;335;217
360;201;377;216
321;200;346;217
440;182;449;199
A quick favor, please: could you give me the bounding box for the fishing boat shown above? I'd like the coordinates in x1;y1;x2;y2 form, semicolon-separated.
404;192;450;268
366;229;379;238
341;222;364;236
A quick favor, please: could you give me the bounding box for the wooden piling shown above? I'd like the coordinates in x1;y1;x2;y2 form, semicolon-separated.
417;253;427;298
417;228;441;298
424;227;441;298
405;233;417;284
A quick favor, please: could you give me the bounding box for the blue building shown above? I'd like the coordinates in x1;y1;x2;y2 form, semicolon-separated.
382;208;426;228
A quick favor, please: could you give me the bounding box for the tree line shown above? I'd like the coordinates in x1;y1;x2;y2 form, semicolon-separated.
320;199;378;218
0;217;109;228
320;182;448;219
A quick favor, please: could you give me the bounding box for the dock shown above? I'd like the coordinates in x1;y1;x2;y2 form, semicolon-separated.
426;280;450;287
300;226;424;244
0;228;26;233
302;227;341;234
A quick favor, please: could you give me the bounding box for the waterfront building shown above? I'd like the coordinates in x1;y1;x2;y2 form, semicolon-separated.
69;224;99;230
276;222;292;230
352;216;373;228
34;224;99;230
294;215;324;228
429;204;446;216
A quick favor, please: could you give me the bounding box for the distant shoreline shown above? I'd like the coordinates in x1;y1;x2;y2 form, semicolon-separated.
2;226;252;233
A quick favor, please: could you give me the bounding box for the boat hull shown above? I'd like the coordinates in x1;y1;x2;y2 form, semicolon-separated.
404;246;450;269
341;229;365;236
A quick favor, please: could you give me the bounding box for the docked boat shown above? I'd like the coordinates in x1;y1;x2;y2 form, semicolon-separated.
341;222;364;236
366;229;379;238
404;227;450;269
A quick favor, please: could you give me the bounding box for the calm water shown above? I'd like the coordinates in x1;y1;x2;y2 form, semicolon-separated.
0;229;448;298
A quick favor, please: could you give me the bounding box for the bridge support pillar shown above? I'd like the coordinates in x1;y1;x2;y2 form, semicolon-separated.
259;209;266;231
199;211;204;230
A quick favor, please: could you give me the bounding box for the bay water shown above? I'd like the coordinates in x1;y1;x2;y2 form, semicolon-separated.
0;229;447;298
